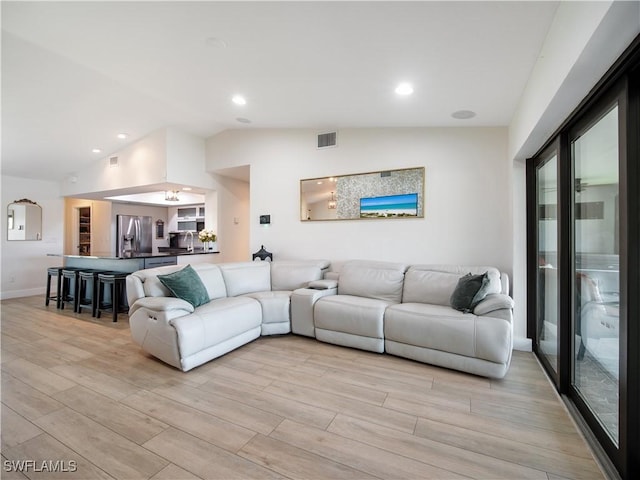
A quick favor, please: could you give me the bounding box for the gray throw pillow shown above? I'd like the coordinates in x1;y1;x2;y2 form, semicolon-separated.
158;264;210;308
450;272;491;313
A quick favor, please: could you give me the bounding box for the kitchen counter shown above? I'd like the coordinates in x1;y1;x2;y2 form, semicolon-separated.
48;250;220;273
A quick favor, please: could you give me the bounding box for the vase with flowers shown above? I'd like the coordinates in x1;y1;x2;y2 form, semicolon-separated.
198;229;217;251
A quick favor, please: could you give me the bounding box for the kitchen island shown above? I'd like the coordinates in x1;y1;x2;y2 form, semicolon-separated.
48;249;220;273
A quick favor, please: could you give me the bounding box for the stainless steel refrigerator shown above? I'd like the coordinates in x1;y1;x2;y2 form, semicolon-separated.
116;215;152;257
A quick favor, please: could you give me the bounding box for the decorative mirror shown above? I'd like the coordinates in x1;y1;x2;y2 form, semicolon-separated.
7;198;42;240
300;167;425;221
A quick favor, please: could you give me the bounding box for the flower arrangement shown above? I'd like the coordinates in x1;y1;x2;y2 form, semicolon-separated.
198;229;217;243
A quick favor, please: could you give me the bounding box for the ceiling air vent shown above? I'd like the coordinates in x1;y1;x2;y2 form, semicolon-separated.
109;156;119;167
317;131;337;149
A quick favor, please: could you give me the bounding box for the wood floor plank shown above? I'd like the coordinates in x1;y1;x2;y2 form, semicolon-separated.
271;419;468;479
257;363;389;406
0;295;606;480
0;454;30;480
239;433;378;479
1;373;65;421
327;413;548;479
49;364;140;401
3;433;115;479
52;386;169;445
414;417;604;479
121;390;258;452
389;393;594;459
307;353;434;388
1;404;43;449
265;380;417;434
199;377;337;430
205;363;274;388
152;382;284;435
143;427;285;480
33;408;168;479
470;398;577;434
149;463;202;480
1;358;77;396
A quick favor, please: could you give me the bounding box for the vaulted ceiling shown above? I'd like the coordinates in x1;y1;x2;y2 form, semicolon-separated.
2;1;561;182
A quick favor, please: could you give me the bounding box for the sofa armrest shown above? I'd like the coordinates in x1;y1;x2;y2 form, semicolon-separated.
128;296;194;322
291;287;337;337
473;293;514;316
308;279;338;290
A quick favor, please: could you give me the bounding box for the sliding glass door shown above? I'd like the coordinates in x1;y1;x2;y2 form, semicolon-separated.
571;103;621;444
535;150;559;376
527;35;640;478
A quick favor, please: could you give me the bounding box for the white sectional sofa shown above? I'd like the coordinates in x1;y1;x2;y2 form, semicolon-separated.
126;260;329;371
292;260;514;378
127;258;514;378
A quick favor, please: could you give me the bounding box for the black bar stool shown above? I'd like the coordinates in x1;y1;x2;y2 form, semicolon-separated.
60;267;83;312
45;266;64;308
96;272;129;322
77;269;106;317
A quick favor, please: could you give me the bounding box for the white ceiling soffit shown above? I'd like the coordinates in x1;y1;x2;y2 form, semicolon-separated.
2;1;560;181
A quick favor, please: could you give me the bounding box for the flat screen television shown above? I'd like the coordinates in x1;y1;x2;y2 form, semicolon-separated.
360;193;418;218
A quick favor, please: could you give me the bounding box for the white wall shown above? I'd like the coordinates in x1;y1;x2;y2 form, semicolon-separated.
509;0;639;161
208;127;513;269
1;176;64;299
211;175;249;263
165;128;213;190
62;128;168;197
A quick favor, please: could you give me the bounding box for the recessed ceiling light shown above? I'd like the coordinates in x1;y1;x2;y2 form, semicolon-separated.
117;133;128;139
232;95;247;105
182;187;192;191
92;148;101;153
236;117;251;124
452;110;476;119
395;83;414;96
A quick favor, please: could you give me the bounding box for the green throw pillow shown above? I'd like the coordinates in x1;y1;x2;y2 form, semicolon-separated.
450;272;491;313
158;264;210;308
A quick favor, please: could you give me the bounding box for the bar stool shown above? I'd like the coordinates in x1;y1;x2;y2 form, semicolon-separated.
60;267;83;312
96;272;129;322
45;266;64;308
77;269;105;317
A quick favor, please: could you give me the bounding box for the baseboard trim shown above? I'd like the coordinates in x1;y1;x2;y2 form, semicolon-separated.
0;287;46;301
513;336;533;351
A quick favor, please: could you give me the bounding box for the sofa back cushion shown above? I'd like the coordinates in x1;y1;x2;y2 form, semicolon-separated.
402;265;502;306
129;264;228;302
271;260;329;291
219;261;271;297
192;264;228;300
338;260;408;303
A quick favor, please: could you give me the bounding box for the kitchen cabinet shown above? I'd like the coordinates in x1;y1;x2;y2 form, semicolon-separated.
177;205;205;219
144;256;177;268
78;207;91;255
169;204;205;232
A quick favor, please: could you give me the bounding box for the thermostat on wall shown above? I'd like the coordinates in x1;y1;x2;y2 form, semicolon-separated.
259;215;271;225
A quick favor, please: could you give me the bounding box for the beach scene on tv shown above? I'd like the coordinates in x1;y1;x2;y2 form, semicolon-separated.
360;193;419;218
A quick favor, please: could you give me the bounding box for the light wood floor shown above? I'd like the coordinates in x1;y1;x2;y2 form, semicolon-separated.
1;295;605;480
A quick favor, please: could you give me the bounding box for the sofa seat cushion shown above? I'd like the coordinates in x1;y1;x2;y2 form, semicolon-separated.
315;295;392;339
243;290;291;325
385;303;511;364
170;297;262;358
